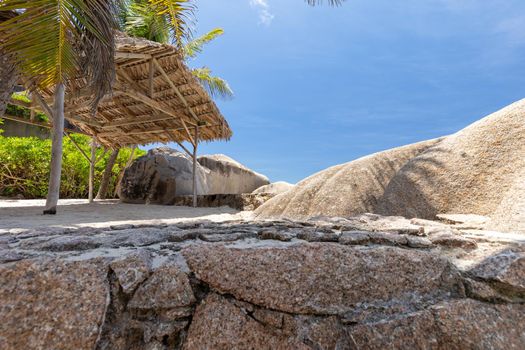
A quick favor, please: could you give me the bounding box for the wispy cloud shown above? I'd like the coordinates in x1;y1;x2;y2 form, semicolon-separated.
250;0;274;26
496;15;525;47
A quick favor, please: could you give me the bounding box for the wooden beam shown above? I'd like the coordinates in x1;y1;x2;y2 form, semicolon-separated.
96;123;222;138
67;114;103;127
1;113;88;135
149;59;155;98
152;58;200;123
174;140;192;158
64;132;91;162
116;70;144;93
33;91;55;121
103;113;175;128
8;97;31;109
115;52;152;60
114;83;184;123
180;119;196;146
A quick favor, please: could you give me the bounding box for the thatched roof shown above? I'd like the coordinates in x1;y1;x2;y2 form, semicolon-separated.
42;33;232;148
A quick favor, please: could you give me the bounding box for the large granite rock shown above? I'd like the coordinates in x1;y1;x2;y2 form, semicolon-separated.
184;294;308;350
119;147;208;204
350;299;525;349
255;138;440;220
1;216;524;349
256;100;525;234
0;259;109;350
119;149;271;204
378;99;525;223
198;154;270;194
182;243;464;316
252;181;295;195
488;167;525;234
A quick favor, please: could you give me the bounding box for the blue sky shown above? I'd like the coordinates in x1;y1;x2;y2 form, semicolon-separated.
151;0;525;183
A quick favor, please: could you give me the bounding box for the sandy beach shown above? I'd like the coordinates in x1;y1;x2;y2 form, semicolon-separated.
0;199;251;233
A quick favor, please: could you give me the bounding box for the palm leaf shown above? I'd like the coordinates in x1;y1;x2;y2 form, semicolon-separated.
125;1;171;43
306;0;345;5
148;0;195;46
183;28;224;59
192;67;234;100
0;0;121;109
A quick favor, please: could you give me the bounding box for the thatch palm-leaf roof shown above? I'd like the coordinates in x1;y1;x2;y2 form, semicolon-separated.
35;33;232;148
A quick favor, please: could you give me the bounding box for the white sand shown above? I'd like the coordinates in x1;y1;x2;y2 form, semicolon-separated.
0;199;253;232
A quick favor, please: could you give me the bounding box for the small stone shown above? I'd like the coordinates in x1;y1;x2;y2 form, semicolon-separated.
469;250;525;293
296;231;339;242
22;235;102;252
368;232;408;246
463;278;512;303
128;264;195;310
0;250;25;263
429;233;477;249
258;229;294;242
406;236;433;248
110;250;152;294
339;231;370;245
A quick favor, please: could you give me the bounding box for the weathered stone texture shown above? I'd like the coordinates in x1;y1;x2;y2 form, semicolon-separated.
184;294;309;350
183;243;464;315
0;259;109;350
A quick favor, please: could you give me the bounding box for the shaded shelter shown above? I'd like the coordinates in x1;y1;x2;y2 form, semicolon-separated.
4;33;232;208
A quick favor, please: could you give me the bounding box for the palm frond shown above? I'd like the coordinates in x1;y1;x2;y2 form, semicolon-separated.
148;0;195;46
183;28;224;59
0;0;121;110
192;67;234;100
305;0;345;6
125;1;171;43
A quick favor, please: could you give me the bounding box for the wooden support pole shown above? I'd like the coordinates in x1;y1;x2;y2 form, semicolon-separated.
175;140;192;158
88;137;97;203
192;125;199;208
152;58;200;123
65;132;91;162
43;83;65;215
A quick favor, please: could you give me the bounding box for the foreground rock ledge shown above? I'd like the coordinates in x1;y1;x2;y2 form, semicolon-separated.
0;216;523;349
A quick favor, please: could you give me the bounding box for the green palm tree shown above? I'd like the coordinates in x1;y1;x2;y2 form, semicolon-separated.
121;1;234;99
0;10;19;119
0;1;196;213
183;28;234;99
0;0;123;214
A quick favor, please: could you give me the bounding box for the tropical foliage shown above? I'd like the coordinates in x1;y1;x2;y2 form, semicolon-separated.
0;134;144;199
183;29;234;99
0;0;122;109
120;1;234;99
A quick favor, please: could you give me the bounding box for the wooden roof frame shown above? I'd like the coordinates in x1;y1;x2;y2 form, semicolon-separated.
33;33;232;148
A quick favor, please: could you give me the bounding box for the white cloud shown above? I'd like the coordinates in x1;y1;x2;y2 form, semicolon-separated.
250;0;274;26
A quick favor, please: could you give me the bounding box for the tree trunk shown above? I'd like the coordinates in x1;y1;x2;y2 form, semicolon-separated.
0;51;18;118
96;148;119;200
88;138;97;203
43;83;65;215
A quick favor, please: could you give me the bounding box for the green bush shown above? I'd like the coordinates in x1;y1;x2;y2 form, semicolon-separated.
7;92;48;122
0;133;145;199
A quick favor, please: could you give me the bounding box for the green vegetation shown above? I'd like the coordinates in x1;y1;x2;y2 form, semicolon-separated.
120;1;234;99
6;92;48;122
0;134;144;199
